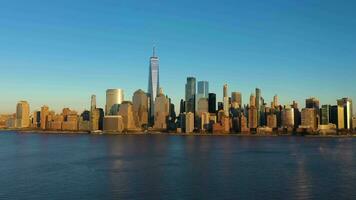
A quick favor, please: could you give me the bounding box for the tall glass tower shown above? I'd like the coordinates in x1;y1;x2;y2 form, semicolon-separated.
148;47;159;117
185;77;196;113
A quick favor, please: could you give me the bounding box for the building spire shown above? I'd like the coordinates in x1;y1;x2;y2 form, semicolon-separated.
153;45;156;57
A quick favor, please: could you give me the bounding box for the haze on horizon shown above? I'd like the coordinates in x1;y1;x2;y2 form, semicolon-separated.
0;0;355;114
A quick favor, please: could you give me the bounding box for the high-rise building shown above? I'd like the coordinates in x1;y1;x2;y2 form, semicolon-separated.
90;95;99;131
306;97;320;109
185;77;196;113
185;112;194;133
249;94;256;107
132;89;149;128
197;81;209;99
208;93;216;114
153;88;169;129
255;88;261;126
148;47;160;117
330;105;344;129
231;92;242;108
272;95;278;108
197;98;209;116
223;84;229;116
16;101;30;128
337;98;353;129
300;108;317;130
281;107;294;128
105;89;124;115
249;106;258;129
40;105;49;130
118;101;137;130
267;114;277;129
321;105;331;125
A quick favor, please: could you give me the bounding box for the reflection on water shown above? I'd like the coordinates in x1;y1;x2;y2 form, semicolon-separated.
0;132;355;200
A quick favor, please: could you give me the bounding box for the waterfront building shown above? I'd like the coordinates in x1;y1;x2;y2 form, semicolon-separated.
291;101;301;128
250;94;256;107
132;89;149;128
148;47;160;117
32;111;41;128
185;112;194;133
40;105;49;130
300;108;317;130
306;97;320;109
78;118;90;131
255;88;261;126
90;95;99;131
330;105;344;129
272;95;278;108
231;92;242;108
248;106;258;129
106;89;124;115
320;105;331;125
208;93;216;113
267;114;277;129
185;77;196;113
337;98;353;129
103;115;124;132
16;101;30;128
200;112;210;132
197;98;209;116
281;107;294;128
118;101;137;130
223;84;229;116
153;88;169;129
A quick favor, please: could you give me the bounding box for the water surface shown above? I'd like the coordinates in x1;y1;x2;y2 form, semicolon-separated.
0;131;355;200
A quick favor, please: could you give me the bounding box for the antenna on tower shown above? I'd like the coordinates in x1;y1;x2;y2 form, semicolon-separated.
153;45;156;57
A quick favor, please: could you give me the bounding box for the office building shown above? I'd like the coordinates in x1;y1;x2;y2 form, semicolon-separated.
185;112;194;133
103;115;124;132
320;105;331;125
267;114;277;129
330;105;344;129
148;47;160;117
132;89;149;128
272;95;278;108
248;106;258;129
16;101;30;128
185;77;196;113
197;98;209;116
208;93;216;113
223;84;229;116
153;88;169;129
106;89;124;115
250;94;256;107
281;107;294;128
231;92;242;108
118;101;137;130
40;105;49;130
306;97;320;109
300;108;317;130
337;98;353;129
197;81;209;99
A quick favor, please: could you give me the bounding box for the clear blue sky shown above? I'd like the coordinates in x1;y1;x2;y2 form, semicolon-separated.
0;0;355;114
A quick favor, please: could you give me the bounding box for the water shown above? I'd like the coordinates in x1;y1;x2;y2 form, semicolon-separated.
0;131;355;200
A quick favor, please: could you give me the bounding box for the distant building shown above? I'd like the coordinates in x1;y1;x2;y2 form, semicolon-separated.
118;101;137;130
272;95;278;108
197;98;209;116
132;89;149;128
231;92;242;108
185;112;194;133
105;89;124;115
16;101;30;128
300;108;317;130
103;115;124;132
320;105;331;125
306;97;320;109
337;98;353;129
250;94;256;108
32;111;41;128
208;93;216;113
185;77;196;113
197;81;209;99
330;105;344;129
153;88;169;129
40;105;49;130
248;106;258;129
223;84;229;116
281;107;294;128
267;114;277;129
148;47;160;117
200;112;210;132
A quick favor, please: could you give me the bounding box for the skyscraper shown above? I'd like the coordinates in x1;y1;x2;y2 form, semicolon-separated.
208;93;216;114
223;84;229;116
148;47;160;117
306;97;320;109
105;89;124;115
90;95;99;131
255;88;261;126
40;105;49;130
185;77;196;113
231;92;242;108
132;89;149;128
16;101;30;128
197;81;209;98
337;98;353;129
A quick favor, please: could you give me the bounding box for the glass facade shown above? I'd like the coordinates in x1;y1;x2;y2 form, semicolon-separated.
148;48;159;117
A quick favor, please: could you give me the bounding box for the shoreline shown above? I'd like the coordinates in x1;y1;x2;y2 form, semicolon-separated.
1;128;355;137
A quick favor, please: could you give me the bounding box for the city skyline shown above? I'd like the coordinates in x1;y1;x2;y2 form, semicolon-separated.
1;0;356;114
